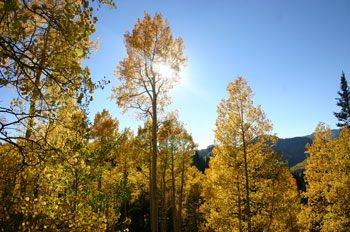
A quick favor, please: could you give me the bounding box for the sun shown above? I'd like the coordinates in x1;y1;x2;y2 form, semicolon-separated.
153;61;189;90
154;61;174;79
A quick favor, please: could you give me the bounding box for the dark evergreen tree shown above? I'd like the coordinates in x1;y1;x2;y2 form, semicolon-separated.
192;152;208;173
334;72;350;127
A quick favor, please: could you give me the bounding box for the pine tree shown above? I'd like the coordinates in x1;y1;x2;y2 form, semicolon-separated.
334;72;350;127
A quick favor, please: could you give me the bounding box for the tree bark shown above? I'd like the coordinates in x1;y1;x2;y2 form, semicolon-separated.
151;95;158;232
237;175;243;232
171;144;177;232
242;130;251;232
160;141;168;232
21;21;52;198
177;157;185;232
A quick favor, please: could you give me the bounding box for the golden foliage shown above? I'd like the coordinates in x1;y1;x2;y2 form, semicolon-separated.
110;12;187;116
300;124;350;231
201;77;300;232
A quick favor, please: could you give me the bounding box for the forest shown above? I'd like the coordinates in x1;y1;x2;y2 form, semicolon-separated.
1;0;350;231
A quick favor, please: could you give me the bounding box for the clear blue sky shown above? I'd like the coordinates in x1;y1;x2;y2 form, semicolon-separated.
84;0;350;149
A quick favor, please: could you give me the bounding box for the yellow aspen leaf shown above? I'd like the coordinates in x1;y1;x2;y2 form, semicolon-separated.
76;49;83;56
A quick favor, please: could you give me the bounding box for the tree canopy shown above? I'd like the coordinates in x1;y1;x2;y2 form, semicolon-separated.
1;4;349;232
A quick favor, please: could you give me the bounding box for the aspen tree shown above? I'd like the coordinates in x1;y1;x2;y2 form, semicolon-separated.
299;123;333;231
300;123;350;231
1;1;116;227
202;77;299;231
157;112;197;232
322;126;350;230
111;12;186;232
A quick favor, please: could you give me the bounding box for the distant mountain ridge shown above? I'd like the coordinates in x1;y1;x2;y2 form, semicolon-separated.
273;136;312;167
283;129;340;170
192;129;341;173
196;145;214;157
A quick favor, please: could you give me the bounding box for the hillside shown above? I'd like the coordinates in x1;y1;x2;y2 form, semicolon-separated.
288;129;341;171
273;137;312;167
192;137;311;172
290;159;308;173
192;129;341;173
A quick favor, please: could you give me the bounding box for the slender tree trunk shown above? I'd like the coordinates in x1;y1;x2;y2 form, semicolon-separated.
21;22;52;199
242;131;251;232
123;164;128;220
124;195;127;219
98;167;102;211
237;175;243;232
194;201;198;230
74;167;79;213
171;145;177;232
149;139;152;227
160;141;168;232
25;24;51;142
151;96;158;232
267;178;276;231
25;21;52;145
231;154;243;232
177;157;185;232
